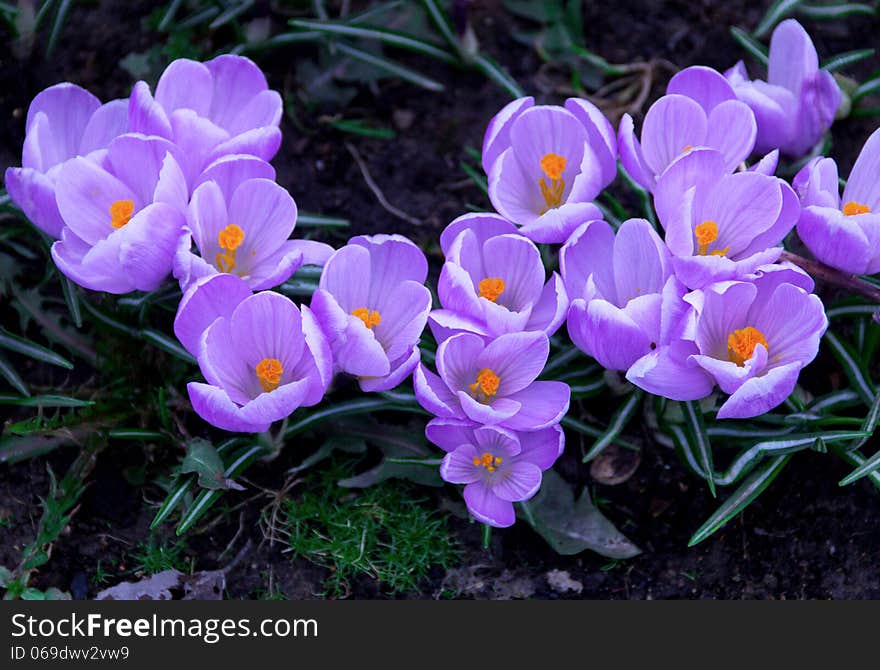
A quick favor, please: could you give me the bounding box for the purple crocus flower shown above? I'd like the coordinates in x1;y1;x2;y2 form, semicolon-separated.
5;83;128;238
414;331;570;431
185;290;332;432
129;55;282;186
618;66;757;191
725;19;841;157
627;264;827;418
50;133;188;293
793;127;880;274
174;177;332;291
174;272;253;357
653;148;799;289
482;97;614;243
310;235;432;392
429;213;568;343
427;419;563;528
561;217;684;370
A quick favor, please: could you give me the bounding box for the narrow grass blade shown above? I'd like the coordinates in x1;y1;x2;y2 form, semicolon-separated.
60;276;82;328
730;26;770;67
33;0;57;30
472;53;526;98
328;118;396;138
45;0;72;59
683;400;716;496
460;161;488;195
139;329;196;365
825;330;876;405
753;0;803;38
108;429;168;441
0;394;93;408
0;328;73;369
853;76;880;103
835;447;880;490
570;45;626;76
822;48;875;72
176;445;264;534
284;396;423;439
209;0;253;30
826;304;879;319
0;352;29;396
689;455;791;546
334;42;445;91
582;389;643;463
421;0;459;53
798;3;877;19
289;19;458;64
177;5;220;30
297;212;350;228
158;0;184;31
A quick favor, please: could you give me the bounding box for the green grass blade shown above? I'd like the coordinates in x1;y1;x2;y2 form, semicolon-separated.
328;118;396;138
472;53;526;98
45;0;73;59
582;389;643;463
689;455;791;546
139;329;196;365
334;42;445;91
421;0;459;53
753;0;803;38
289;18;458;64
798;3;877;19
822;48;875;72
460;161;488;195
853;76;880;103
730;26;770;67
297;212;350;228
826;304;879;319
683;400;716;496
825;330;876;405
0;394;93;408
0;352;29;396
60;276;82;329
209;0;253;30
0;328;73;369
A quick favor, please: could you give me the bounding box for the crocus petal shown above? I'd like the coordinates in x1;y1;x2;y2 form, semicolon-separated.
567;298;652;371
752;284;827;366
187;382;270;433
509;105;586;190
518;201;603;245
559;218;616;301
79;99;129;155
373;281;431;363
174;272;252;357
482;96;534;173
106;133;179;208
750;149;779;176
692;281;757;355
118;202;186;292
194;154;276;197
155;59;213;117
229;291;305;373
440;445;482;484
228;178;297;268
56;157;138;245
209;126;282;164
440;212;518;257
666;65;737;112
525;272;569;337
169;109;230;185
414;364;462;418
205;54;273;130
437;332;485;392
653;148;726;229
426;418;477;453
489;147;542;226
796;206;873;275
793;156;839;209
245;242;304;291
352;234;429;301
359;345;421;392
25;83;100;167
517;424;565;470
51;229;135;294
742;180;799;257
492;461;542;502
717;362;802;419
319;244;370;312
704;99;757;171
691;345;768;395
298;305;333;406
640;94;707;178
768;19;818;95
482;234;544;309
463;482;515;528
617;113;653;190
502;381;570;431
842;127;880;212
128;81;172;139
734;80;797;155
564;97;618;186
612;218;670;302
4;167;65;237
626;340;715;401
428;310;489;344
476;331;549;396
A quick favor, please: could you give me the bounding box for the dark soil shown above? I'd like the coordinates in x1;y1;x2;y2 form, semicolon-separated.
2;0;880;599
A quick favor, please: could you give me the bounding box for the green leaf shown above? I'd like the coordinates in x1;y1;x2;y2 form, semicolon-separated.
853;75;880;103
582;389;643;463
45;0;72;59
208;0;253;30
181;438;245;491
0;394;93;408
730;26;769;67
0;352;28;396
421;0;460;54
689;455;792;546
333;41;445;91
825;330;876;405
177;445;264;534
297;211;350;228
139;329;196;365
460;161;488;196
518;470;640;558
284;396;424;439
289;18;458;64
60;276;82;329
682;401;716;496
822;48;875;73
826;303;879;319
157;0;184;31
328;118;396;138
798;3;877;19
472;53;526;98
0;328;72;369
753;0;803;38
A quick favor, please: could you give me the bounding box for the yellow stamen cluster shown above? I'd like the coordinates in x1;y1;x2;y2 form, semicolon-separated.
843;201;870;216
727;327;769;367
694;220;729;257
472;452;503;473
352;308;381;330
110;200;134;229
478;277;505;303
256;357;284;393
469;368;500;403
216;224;245;273
539;152;566;211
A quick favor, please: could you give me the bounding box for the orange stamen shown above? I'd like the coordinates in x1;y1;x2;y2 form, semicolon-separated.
352;308;381;330
471;452;504;473
727;327;769;367
216;224;245;273
843;201;870;216
256;357;284;393
110;200;134;229
695;220;720;256
469;368;500;403
539;153;567;211
478;277;505;302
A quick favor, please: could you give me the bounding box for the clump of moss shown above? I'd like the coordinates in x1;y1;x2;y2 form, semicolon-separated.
279;464;459;597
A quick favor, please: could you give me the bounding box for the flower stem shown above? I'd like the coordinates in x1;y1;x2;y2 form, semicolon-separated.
780;251;880;311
